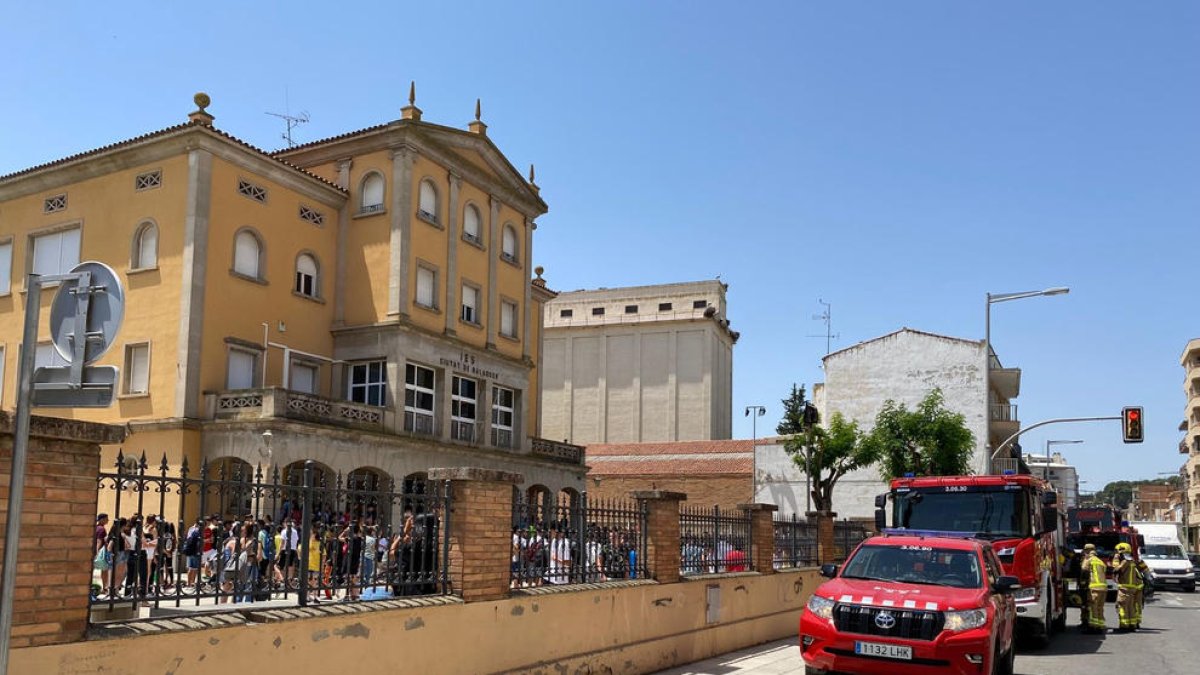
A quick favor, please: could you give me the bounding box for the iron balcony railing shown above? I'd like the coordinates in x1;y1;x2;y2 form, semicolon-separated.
990;403;1018;422
679;505;753;575
510;493;648;586
90;453;452;623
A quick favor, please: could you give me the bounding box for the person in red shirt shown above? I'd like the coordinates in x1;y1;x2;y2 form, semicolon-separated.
725;546;748;572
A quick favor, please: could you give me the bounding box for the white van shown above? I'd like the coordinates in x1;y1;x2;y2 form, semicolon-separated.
1131;521;1195;592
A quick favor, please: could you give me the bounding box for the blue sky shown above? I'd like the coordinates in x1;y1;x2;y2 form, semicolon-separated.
2;2;1197;489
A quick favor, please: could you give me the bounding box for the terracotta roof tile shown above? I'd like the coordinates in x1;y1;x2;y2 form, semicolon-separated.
587;456;751;476
0;121;347;193
586;439;755;457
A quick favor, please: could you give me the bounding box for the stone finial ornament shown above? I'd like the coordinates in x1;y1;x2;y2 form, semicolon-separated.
475;98;482;121
189;92;215;125
409;81;416;106
402;81;423;121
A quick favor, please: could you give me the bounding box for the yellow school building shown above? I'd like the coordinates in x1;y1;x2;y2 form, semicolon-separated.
0;91;584;522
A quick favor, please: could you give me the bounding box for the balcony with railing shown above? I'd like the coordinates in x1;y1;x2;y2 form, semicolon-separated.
205;387;385;431
531;437;585;465
988;348;1021;400
989;402;1019;442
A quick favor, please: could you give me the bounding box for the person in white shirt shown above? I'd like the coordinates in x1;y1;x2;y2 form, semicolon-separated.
548;525;571;585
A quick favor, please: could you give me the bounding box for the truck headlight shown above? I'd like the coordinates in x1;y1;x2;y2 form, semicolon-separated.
806;595;835;620
1013;586;1038;601
943;608;988;632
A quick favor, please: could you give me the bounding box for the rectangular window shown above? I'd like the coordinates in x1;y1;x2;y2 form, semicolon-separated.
416;266;436;308
693;299;708;309
404;363;436;435
501;301;518;338
226;349;258;389
123;343;150;395
290;362;318;394
451;376;478;442
348;360;387;407
237;179;268;203
492;386;515;448
559;309;573;318
658;302;672;311
625;305;638;314
461;284;479;324
0;240;11;294
135;171;162;191
592;307;605;316
31;228;81;277
43;194;66;213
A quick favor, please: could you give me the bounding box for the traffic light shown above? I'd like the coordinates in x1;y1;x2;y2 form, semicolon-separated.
1122;407;1143;444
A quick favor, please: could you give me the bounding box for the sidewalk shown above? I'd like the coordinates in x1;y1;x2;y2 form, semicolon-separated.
653;638;802;674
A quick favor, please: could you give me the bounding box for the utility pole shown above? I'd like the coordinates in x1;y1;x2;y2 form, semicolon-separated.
745;405;766;501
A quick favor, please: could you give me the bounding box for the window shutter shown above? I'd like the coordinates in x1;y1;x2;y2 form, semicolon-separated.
227;350;257;389
291;363;317;394
0;241;11;294
362;174;385;209
502;226;517;259
32;232;61;276
127;345;150;394
463;205;481;239
234;232;260;277
419;181;437;217
60;228;81;272
137;225;158;268
416;267;435;307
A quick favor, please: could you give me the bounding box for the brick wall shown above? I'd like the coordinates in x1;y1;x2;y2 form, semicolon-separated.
429;467;521;602
589;474;750;509
0;413;124;648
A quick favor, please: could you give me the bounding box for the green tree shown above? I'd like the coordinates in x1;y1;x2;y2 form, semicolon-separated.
776;383;809;436
870;389;975;479
784;412;880;513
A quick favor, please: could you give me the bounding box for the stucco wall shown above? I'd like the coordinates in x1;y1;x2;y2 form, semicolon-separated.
11;571;818;675
759;330;989;519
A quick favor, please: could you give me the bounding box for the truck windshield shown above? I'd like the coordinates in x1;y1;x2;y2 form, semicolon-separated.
893;489;1030;538
1142;545;1186;560
841;544;982;589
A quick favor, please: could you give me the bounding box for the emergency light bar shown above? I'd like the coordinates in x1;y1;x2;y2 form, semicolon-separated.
882;528;980;539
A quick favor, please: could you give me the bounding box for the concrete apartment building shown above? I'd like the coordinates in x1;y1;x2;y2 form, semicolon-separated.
0;92;587;523
540;280;737;445
1024;452;1081;508
757;328;1019;519
1181;338;1200;545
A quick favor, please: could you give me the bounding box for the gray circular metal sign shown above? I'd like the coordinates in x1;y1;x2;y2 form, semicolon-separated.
49;261;125;365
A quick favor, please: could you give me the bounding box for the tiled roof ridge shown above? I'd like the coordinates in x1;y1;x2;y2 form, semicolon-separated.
271;121;394;155
0;120;347;193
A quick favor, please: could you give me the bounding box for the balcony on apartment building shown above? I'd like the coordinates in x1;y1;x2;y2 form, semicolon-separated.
989;349;1021;400
990;402;1020;440
203;387;584;465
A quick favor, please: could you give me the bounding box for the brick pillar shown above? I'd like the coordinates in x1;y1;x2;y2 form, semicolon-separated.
632;491;685;584
738;503;778;574
0;414;124;648
808;510;838;565
428;467;522;602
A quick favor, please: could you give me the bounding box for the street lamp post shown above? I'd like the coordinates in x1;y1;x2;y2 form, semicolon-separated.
745;406;766;502
984;287;1069;472
1042;439;1082;481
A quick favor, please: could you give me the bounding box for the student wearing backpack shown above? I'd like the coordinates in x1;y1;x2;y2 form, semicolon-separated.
182;518;203;590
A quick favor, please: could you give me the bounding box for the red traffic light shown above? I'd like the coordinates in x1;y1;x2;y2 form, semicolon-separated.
1122;407;1144;444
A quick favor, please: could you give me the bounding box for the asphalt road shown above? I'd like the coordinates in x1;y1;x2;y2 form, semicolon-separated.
656;589;1200;675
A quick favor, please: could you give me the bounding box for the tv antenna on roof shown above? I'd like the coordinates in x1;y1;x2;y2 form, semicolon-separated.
265;88;309;148
806;298;840;359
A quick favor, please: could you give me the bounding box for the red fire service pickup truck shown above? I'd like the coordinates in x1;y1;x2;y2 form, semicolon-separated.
800;532;1018;675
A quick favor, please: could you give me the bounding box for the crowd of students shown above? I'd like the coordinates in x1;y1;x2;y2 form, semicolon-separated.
92;504;443;604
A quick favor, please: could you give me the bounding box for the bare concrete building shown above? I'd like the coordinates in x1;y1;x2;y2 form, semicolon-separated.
1024;452;1081;508
757;328;1019;519
540;281;737;444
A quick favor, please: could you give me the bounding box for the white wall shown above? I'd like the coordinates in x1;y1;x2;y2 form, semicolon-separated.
758;330;989;520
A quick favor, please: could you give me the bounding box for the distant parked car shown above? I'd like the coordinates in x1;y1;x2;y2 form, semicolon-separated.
1189;553;1200;582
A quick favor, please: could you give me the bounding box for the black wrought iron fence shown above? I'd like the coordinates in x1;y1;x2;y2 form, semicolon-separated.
773;513;817;568
679;505;753;575
510;494;647;587
90;452;451;621
832;519;870;562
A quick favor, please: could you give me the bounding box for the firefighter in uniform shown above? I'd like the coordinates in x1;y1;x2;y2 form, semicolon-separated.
1083;543;1108;634
1132;549;1149;629
1112;542;1138;632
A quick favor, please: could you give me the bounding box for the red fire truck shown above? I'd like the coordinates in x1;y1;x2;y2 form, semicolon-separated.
1064;506;1147;601
874;473;1066;647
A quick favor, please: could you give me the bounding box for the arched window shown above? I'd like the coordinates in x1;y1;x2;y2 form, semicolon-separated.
233;229;263;279
463;204;482;243
295;253;319;298
418;179;438;222
501;224;518;263
360;173;385;213
132;221;158;269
